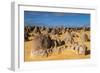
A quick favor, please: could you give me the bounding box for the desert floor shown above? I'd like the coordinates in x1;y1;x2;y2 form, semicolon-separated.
24;31;90;62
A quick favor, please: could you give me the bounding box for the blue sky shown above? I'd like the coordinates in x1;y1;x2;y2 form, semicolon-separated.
24;11;90;27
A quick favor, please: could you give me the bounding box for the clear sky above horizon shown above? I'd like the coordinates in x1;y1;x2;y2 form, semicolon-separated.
24;11;90;27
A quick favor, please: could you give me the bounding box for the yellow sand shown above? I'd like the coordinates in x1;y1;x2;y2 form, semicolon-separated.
24;31;90;62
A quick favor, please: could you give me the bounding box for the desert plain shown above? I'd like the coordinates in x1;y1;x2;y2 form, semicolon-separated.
24;26;90;62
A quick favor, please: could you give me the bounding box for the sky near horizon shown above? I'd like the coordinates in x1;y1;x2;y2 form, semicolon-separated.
24;11;90;27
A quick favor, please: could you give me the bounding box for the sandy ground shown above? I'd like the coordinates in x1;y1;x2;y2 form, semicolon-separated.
24;31;90;62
